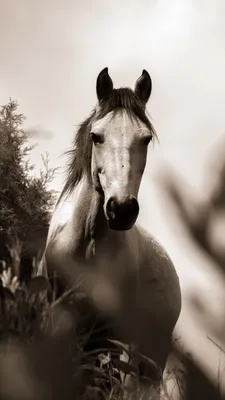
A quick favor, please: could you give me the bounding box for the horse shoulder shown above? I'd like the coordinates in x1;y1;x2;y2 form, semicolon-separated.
136;225;182;323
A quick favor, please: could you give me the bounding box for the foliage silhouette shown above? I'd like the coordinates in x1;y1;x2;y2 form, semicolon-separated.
0;99;58;280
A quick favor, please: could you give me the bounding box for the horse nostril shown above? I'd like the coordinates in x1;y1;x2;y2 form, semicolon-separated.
106;197;117;220
128;196;139;215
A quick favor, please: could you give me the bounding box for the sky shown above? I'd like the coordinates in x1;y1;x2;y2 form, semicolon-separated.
1;0;225;391
1;0;225;193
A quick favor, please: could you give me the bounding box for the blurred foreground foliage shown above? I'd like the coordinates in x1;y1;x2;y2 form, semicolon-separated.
160;135;225;400
0;259;161;400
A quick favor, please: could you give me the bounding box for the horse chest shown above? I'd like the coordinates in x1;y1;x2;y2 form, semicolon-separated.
94;231;139;279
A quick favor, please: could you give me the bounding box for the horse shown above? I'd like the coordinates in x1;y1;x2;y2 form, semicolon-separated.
38;68;182;397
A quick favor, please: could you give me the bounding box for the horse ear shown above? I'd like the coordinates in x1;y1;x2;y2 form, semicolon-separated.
96;67;113;103
134;69;152;105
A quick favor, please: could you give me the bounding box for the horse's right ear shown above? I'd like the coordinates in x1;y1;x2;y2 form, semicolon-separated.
96;67;113;103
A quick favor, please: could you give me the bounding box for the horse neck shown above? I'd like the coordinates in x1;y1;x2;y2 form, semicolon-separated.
69;176;108;260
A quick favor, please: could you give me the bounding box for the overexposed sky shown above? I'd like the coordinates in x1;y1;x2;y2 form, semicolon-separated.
1;0;225;193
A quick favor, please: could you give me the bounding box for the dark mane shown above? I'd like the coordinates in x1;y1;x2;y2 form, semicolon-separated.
58;88;157;203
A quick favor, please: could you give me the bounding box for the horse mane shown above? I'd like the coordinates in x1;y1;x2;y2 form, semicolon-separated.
58;87;157;203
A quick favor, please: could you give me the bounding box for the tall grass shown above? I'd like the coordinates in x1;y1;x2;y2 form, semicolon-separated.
0;245;171;400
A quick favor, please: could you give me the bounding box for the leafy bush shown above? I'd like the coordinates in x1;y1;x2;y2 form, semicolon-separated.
0;100;57;280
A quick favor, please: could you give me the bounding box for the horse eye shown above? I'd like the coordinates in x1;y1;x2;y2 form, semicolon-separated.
142;135;153;146
91;133;103;144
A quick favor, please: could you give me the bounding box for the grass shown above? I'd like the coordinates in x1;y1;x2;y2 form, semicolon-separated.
0;245;186;400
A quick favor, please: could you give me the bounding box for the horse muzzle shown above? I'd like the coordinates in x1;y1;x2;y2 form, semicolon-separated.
106;195;139;230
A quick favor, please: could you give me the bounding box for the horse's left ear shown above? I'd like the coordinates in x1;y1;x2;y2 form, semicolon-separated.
134;69;152;105
96;67;113;103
